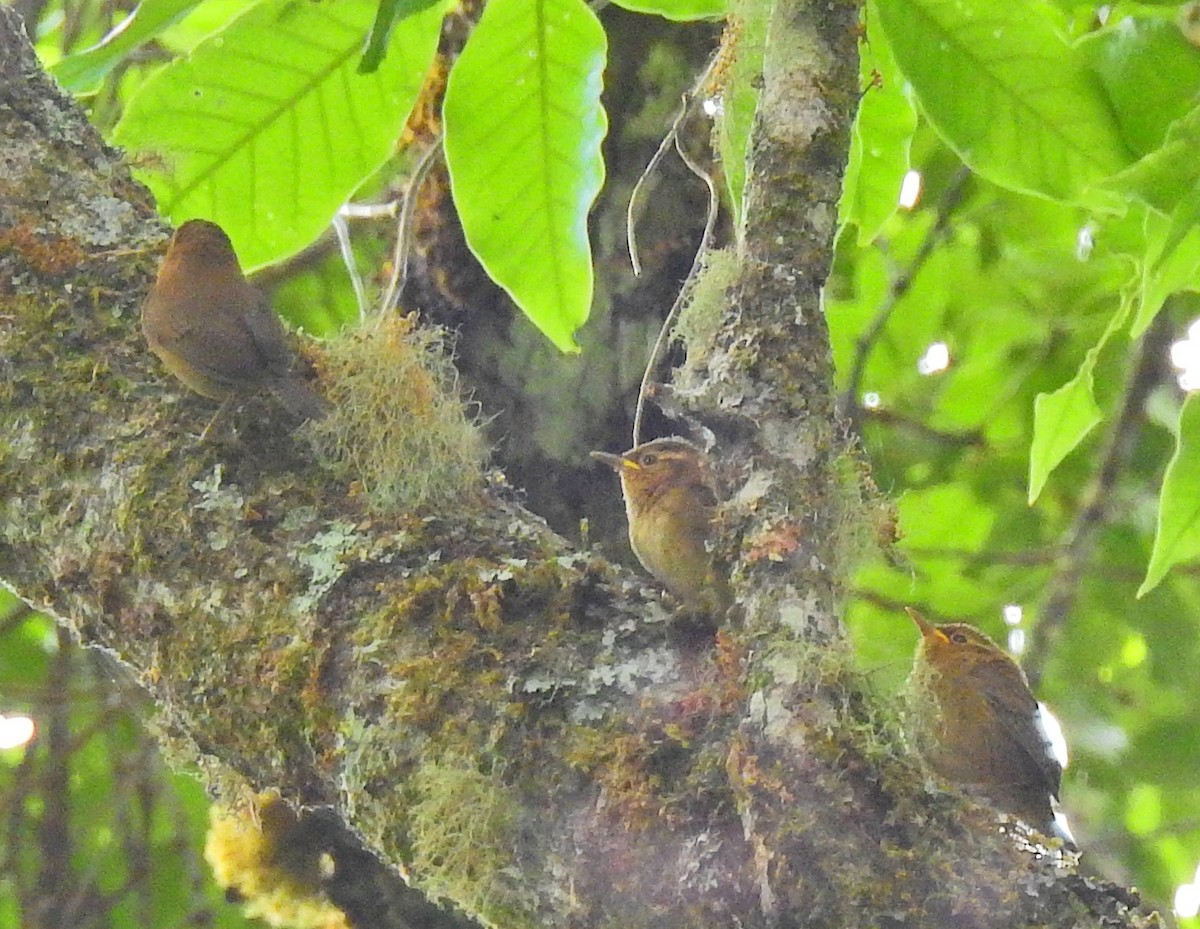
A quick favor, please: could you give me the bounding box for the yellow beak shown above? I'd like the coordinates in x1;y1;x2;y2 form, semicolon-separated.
590;450;639;471
905;607;948;644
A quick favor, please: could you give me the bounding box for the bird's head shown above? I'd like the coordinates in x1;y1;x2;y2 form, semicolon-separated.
166;219;239;267
905;608;1011;672
590;437;708;513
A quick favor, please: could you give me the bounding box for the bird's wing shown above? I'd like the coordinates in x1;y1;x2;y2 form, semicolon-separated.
240;289;295;378
979;664;1063;797
143;293;252;387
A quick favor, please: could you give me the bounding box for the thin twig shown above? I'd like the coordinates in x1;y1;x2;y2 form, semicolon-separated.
379;138;443;320
331;212;367;319
1024;312;1173;689
631;137;720;446
626;124;681;279
626;52;721;278
859;407;985;447
850;588;960;624
843;166;970;418
629;55;724;445
903;546;1062;567
340;201;399;219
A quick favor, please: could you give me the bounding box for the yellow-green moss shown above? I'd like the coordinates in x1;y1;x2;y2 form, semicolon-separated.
307;314;487;514
408;755;533;926
335;552;592;876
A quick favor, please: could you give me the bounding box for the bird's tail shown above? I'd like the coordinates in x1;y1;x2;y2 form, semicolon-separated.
271;376;328;421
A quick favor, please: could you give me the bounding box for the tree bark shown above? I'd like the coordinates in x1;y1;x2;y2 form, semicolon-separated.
0;5;1160;929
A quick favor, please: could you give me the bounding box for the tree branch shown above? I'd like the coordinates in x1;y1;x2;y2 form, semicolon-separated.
842;167;971;420
1025;313;1173;689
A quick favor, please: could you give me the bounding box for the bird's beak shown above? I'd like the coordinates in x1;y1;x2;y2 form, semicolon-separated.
905;607;947;644
590;450;636;471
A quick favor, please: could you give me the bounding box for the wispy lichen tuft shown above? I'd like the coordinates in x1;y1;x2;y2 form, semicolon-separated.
306;315;487;514
408;755;532;926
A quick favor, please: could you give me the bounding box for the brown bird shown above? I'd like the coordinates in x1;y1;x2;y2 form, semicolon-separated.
904;608;1068;840
590;437;731;613
142;219;325;421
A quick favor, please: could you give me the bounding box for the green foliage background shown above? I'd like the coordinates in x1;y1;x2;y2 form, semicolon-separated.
4;0;1200;925
840;0;1200;916
0;592;259;928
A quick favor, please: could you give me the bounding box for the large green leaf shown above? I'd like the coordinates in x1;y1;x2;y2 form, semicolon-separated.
1102;103;1200;218
113;0;447;270
443;0;607;352
610;0;726;19
1140;393;1200;596
875;0;1132;202
1028;300;1130;503
1079;16;1200;156
50;0;203;95
1029;366;1103;504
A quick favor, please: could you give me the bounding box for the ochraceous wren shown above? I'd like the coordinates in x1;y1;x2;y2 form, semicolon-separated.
904;608;1067;839
142;219;325;420
591;437;731;614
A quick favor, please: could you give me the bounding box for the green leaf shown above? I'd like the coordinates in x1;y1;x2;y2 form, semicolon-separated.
1153;184;1200;278
1140;393;1200;596
50;0;203;95
113;0;447;270
841;0;917;245
358;0;445;74
1135;206;1200;338
1080;16;1200;156
1102;103;1200;217
718;0;767;228
1029;370;1103;503
156;0;252;53
443;0;607;352
1028;300;1130;503
875;0;1132;202
610;0;727;18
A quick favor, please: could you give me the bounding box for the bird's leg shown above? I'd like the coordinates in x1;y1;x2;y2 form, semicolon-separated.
196;397;233;443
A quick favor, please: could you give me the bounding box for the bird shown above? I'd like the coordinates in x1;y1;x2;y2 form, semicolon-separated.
903;608;1068;840
142;219;326;421
590;437;731;613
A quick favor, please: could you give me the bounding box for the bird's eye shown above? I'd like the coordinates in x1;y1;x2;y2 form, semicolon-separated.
640;453;657;466
950;632;968;644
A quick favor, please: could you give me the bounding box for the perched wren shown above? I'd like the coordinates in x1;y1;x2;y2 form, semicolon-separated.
142;219;325;420
590;437;731;613
904;608;1067;839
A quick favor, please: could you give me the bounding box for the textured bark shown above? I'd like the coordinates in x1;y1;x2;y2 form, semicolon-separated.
0;5;1160;929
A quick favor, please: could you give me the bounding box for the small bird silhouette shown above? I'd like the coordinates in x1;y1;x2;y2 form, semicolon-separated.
142;219;325;421
904;608;1068;840
590;437;731;613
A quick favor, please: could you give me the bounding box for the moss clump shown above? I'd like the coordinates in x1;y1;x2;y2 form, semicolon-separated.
307;314;487;513
408;755;530;925
205;792;349;929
